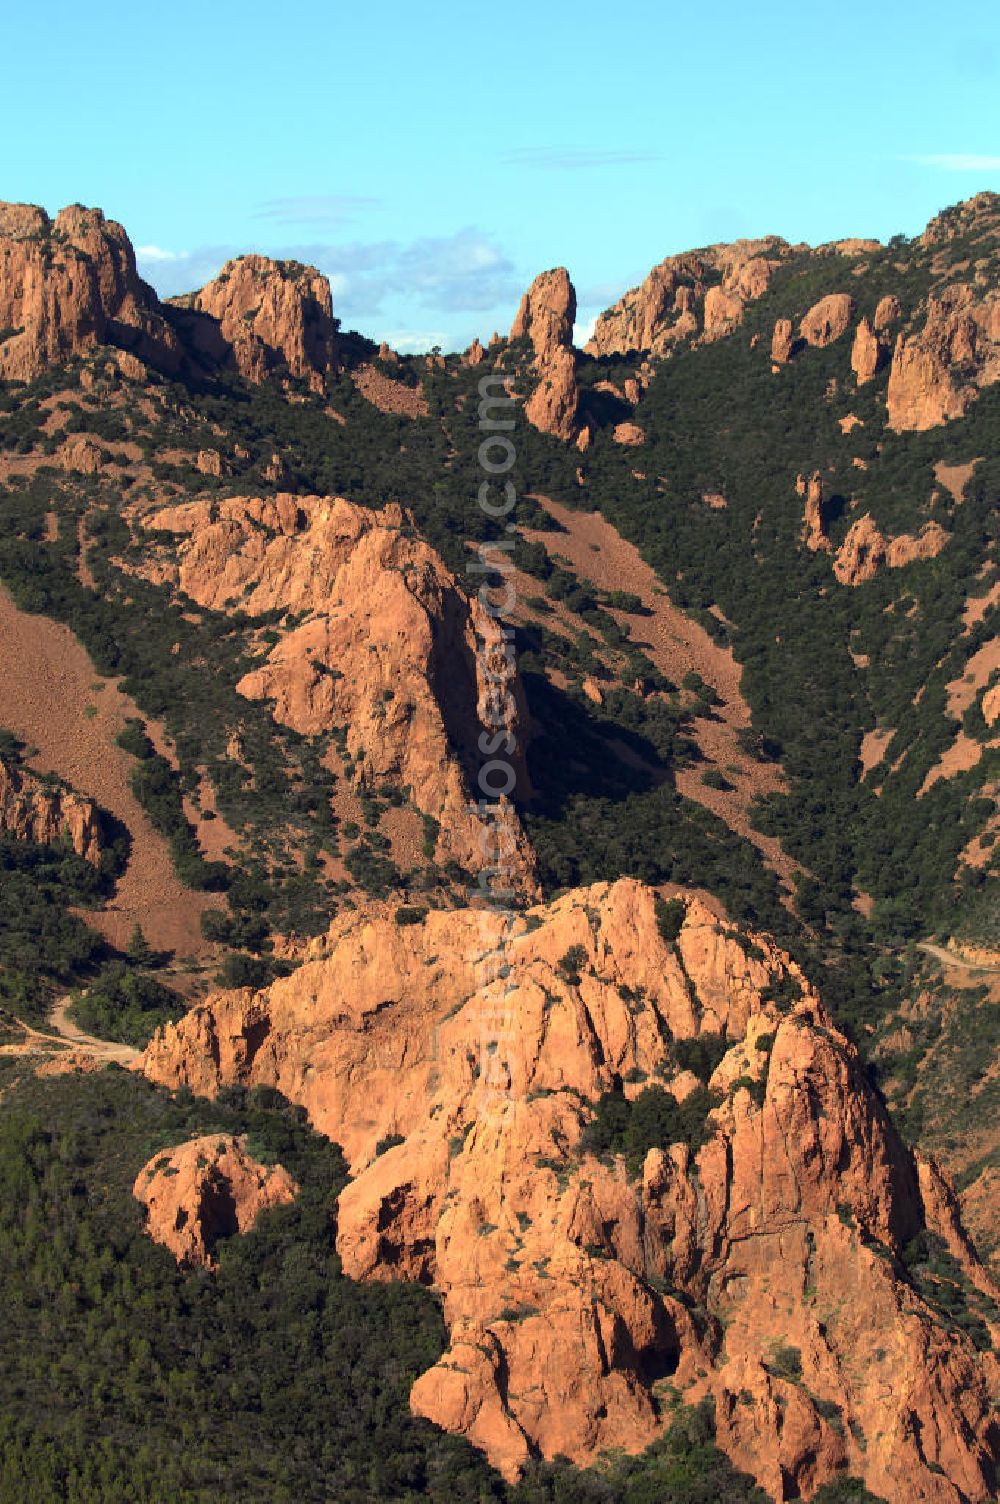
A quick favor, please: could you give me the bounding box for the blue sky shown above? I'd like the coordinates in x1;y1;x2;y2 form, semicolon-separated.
4;0;999;350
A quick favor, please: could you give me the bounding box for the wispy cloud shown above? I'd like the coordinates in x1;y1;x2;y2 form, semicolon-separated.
253;194;381;227
910;153;1000;171
500;146;663;170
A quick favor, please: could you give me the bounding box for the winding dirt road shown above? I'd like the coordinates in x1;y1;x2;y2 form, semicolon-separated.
0;997;139;1066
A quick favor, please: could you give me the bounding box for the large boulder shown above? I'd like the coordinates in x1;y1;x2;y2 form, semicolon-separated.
134;1134;298;1269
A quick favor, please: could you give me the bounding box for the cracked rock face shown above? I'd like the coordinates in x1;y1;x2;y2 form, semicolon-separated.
141;878;1000;1502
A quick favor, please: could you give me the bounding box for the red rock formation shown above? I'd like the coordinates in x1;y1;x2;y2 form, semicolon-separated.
800;293;855;347
510;267;576;362
982;682;1000;727
612;420;645;446
58;435;105;475
886;334;968;430
886;284;1000;431
141;878;1000;1503
833;515;951;585
771;317;795;365
851;317;884;384
801;472;831;552
702;285;744;342
0;755;103;863
523;345;579;442
179;255;337;391
0;200;180;380
131;493;536;893
873;293;902;331
587;239;791;357
133;1134;298;1269
511;268;580;439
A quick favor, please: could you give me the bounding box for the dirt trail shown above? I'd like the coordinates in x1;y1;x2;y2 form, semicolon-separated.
521;497;800;890
0;1000;139;1067
0;583;220;958
917;941;1000;977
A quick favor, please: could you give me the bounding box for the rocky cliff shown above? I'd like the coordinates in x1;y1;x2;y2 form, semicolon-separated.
129;493;536;892
586;239;794;357
0;201;181;380
141;878;1000;1502
0;753;104;863
172;254;338;391
134;1134;298;1268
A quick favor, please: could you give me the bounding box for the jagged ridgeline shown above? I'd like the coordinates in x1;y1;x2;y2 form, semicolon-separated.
0;195;997;1504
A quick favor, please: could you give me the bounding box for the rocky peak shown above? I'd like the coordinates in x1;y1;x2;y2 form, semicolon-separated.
851;316;885;384
587;238;792;358
0;198;180;380
921;191;1000;247
509;266;576;363
180;255;338;391
510;267;581;440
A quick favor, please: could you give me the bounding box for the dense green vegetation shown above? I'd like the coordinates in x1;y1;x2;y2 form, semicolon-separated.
0;835;108;1024
67;959;186;1046
581;1083;721;1176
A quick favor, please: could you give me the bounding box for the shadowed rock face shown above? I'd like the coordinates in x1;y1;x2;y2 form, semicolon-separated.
133;1134;298;1269
0;754;104;863
0;201;181;379
127;492;536;893
141;877;1000;1503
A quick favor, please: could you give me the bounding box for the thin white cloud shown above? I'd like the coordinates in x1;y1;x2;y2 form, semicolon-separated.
136;244;187;262
254;194;381;227
573;316;598;346
375;329;449;353
501;146;663;170
910;153;1000;171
